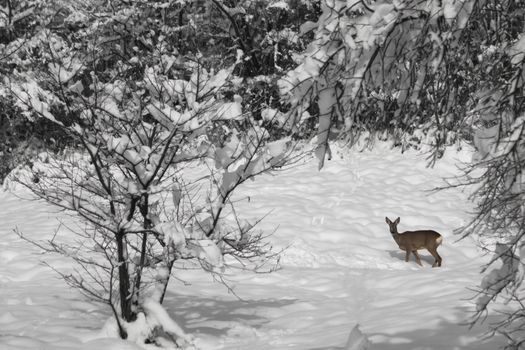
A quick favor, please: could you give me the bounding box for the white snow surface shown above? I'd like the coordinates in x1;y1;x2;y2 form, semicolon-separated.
0;143;506;349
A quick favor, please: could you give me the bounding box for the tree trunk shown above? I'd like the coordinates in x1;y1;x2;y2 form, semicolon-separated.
116;230;136;327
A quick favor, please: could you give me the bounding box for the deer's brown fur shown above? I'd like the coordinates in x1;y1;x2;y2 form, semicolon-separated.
385;217;443;267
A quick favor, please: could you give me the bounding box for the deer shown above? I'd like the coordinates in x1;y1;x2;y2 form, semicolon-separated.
385;217;443;267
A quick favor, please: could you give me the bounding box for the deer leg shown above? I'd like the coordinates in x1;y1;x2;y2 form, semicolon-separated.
405;250;410;262
412;250;422;266
428;247;442;267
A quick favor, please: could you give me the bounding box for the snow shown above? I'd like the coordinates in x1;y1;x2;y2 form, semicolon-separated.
11;82;63;125
156;222;186;248
142;298;192;343
0;143;507;349
214;95;243;121
186;239;225;273
267;1;289;10
509;35;525;65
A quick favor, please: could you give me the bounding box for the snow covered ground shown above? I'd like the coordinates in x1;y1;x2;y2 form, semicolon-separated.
0;144;506;349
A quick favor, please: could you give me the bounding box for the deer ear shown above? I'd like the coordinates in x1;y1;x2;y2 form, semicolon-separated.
385;217;390;224
395;217;400;224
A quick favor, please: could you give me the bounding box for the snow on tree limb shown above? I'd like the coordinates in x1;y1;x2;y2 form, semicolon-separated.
281;0;478;168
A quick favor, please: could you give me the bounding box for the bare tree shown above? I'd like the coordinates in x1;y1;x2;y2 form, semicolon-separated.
7;15;296;344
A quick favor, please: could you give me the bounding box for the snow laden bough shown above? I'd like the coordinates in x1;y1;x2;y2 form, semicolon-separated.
8;46;296;347
279;0;478;167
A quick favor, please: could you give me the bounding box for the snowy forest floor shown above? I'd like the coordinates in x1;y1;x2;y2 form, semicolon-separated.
0;143;507;349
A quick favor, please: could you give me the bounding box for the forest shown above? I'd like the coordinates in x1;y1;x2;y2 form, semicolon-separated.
1;0;524;349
